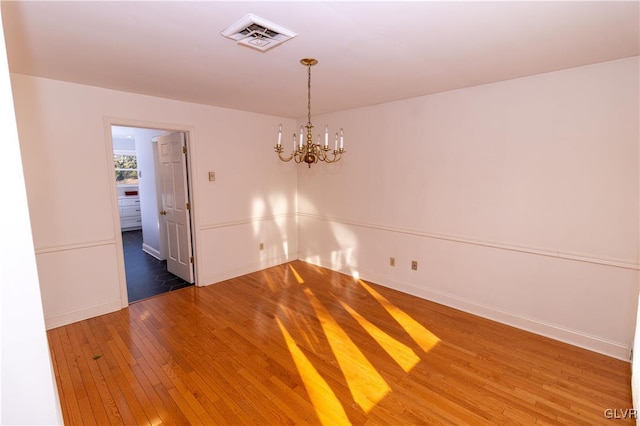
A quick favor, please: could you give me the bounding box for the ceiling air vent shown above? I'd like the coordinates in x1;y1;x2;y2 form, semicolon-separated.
221;14;297;52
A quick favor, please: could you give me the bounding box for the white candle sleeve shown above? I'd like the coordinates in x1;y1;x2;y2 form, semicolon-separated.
299;126;303;148
277;124;282;146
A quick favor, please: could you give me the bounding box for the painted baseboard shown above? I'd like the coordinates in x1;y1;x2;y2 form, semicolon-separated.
199;255;293;287
305;256;631;361
383;276;630;361
142;243;162;260
44;299;122;330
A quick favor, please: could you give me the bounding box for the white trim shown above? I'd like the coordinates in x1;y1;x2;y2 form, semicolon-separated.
142;243;162;260
298;212;639;271
199;213;296;231
305;255;632;361
104;119;130;308
35;239;116;255
386;276;631;361
44;299;122;330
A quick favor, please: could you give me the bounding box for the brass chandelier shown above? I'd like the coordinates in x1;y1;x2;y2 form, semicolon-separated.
275;58;345;168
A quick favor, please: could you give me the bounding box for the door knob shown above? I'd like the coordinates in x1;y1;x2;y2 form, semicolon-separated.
160;210;167;215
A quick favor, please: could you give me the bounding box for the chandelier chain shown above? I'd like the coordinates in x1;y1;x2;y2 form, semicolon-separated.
307;63;312;126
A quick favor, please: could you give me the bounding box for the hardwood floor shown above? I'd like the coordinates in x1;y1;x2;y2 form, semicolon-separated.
48;260;633;425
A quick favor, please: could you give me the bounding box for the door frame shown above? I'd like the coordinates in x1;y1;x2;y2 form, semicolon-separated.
103;117;198;307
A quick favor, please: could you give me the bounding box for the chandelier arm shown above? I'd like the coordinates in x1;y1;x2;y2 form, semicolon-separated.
323;149;346;163
321;146;333;162
277;151;296;162
323;153;339;163
274;144;296;162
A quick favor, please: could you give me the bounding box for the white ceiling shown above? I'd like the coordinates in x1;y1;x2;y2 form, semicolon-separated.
2;1;639;119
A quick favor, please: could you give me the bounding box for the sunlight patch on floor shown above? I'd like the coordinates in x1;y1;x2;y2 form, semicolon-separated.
303;288;390;412
339;300;420;373
276;317;350;425
358;280;440;353
275;304;323;351
288;264;305;284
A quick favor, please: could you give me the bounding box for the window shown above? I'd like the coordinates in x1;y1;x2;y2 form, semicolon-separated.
114;152;138;185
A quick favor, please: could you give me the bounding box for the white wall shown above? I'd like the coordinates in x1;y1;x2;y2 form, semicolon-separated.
10;74;298;328
298;57;640;360
0;11;62;424
136;128;163;257
128;127;166;258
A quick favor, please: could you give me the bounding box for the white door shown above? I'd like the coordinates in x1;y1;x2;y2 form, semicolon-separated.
158;132;194;283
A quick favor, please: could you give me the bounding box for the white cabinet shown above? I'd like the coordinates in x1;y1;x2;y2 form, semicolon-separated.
118;196;141;230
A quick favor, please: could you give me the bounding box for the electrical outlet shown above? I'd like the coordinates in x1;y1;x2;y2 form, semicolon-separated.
390;257;396;267
411;260;418;271
259;242;264;250
208;171;216;182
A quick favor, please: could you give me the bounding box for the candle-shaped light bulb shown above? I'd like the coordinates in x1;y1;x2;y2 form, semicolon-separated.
277;124;282;147
317;135;320;146
334;132;338;152
293;133;297;151
324;125;329;148
339;128;344;150
299;126;303;148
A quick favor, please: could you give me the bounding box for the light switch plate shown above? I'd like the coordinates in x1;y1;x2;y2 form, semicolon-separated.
208;171;216;182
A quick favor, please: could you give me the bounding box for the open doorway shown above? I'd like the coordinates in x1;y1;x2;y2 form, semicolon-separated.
111;125;195;303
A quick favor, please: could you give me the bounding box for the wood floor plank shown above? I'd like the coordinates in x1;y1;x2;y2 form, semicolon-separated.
47;260;634;425
130;362;181;426
55;332;88;424
87;315;150;425
151;383;193;425
77;321;124;425
67;322;114;426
